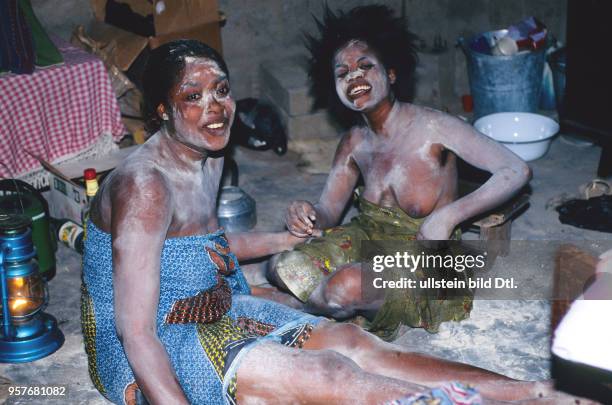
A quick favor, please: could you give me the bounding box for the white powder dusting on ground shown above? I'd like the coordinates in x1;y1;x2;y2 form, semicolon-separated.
394;300;551;381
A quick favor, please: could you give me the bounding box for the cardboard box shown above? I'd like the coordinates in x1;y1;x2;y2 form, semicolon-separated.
88;0;223;71
153;0;219;35
148;21;222;53
35;146;138;224
87;20;149;71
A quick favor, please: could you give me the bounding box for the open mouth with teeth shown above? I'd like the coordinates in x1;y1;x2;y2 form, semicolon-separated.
202;120;228;134
347;83;372;101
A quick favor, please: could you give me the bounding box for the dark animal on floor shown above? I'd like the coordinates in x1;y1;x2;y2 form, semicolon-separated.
557;195;612;232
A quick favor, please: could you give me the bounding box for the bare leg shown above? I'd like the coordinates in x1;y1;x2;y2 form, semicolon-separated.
235;341;428;405
250;286;304;310
303;322;579;403
240;261;270;286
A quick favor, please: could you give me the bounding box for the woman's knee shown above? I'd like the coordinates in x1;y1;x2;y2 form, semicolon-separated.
238;343;360;402
324;265;363;308
309;349;361;386
311;322;378;353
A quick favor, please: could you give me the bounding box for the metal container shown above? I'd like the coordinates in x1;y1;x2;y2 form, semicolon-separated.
460;32;546;119
217;186;256;232
548;47;566;112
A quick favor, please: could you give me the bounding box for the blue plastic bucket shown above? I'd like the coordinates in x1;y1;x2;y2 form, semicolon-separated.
460;35;546;119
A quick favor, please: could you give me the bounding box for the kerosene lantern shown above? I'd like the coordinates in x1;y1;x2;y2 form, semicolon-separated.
0;214;64;362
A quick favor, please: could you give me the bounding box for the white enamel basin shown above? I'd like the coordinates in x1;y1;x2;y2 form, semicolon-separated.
474;112;560;161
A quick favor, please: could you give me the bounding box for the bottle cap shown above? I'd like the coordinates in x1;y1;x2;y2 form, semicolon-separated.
84;168;97;180
84;168;99;197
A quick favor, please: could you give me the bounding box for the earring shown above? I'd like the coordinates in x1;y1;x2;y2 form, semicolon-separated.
162;113;169;121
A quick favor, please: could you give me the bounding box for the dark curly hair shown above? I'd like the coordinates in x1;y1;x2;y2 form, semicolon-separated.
306;5;419;127
141;40;229;134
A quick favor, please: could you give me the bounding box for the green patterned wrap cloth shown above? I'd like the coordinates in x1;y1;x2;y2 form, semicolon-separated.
276;194;473;339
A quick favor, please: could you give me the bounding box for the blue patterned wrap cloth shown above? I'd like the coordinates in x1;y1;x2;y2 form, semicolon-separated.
81;221;322;405
386;382;482;405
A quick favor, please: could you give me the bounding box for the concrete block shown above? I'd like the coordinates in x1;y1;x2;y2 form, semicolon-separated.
263;94;341;139
259;55;315;116
414;50;464;112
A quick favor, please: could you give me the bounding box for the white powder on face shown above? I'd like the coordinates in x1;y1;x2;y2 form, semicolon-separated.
184;57;225;76
167;57;235;151
333;41;391;112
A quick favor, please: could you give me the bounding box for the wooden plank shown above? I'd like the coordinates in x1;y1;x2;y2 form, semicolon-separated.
474;193;530;228
479;221;511;256
551;244;598;332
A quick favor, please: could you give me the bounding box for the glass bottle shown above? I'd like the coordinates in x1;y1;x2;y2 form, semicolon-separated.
81;168;99;226
50;218;84;254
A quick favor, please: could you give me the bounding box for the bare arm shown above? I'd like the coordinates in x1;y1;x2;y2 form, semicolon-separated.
226;231;305;260
286;130;361;235
111;171;189;405
421;115;531;239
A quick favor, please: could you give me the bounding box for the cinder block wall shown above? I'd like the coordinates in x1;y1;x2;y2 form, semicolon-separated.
32;0;567;108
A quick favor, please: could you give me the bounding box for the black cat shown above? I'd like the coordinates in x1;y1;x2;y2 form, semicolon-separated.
230;98;287;155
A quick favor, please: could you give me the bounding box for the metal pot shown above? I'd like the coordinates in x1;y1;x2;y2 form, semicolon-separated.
217;186;256;232
217;157;257;231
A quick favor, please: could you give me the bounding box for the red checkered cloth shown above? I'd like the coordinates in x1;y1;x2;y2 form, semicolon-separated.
0;37;125;187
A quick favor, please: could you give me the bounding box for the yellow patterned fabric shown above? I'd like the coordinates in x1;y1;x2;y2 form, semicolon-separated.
195;315;316;403
195;315;256;380
80;283;106;396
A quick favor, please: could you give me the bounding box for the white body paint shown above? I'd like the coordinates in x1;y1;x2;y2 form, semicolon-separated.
334;41;393;112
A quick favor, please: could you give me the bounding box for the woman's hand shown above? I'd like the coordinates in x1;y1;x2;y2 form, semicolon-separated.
286;200;318;237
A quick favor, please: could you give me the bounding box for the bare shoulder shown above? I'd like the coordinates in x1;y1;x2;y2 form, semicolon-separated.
410;104;468;128
106;144;171;206
339;125;367;151
407;104;480;145
91;142;171;231
328;126;366;167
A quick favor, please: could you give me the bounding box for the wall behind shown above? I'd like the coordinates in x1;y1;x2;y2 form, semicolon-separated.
30;0;567;107
219;0;567;107
31;0;93;40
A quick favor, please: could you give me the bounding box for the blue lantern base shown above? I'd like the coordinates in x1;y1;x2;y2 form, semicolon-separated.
0;313;64;363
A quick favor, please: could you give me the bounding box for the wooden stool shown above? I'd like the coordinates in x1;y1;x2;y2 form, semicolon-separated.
459;180;530;257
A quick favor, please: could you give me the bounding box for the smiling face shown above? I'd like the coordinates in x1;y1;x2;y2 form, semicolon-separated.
164;57;235;153
333;40;395;112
